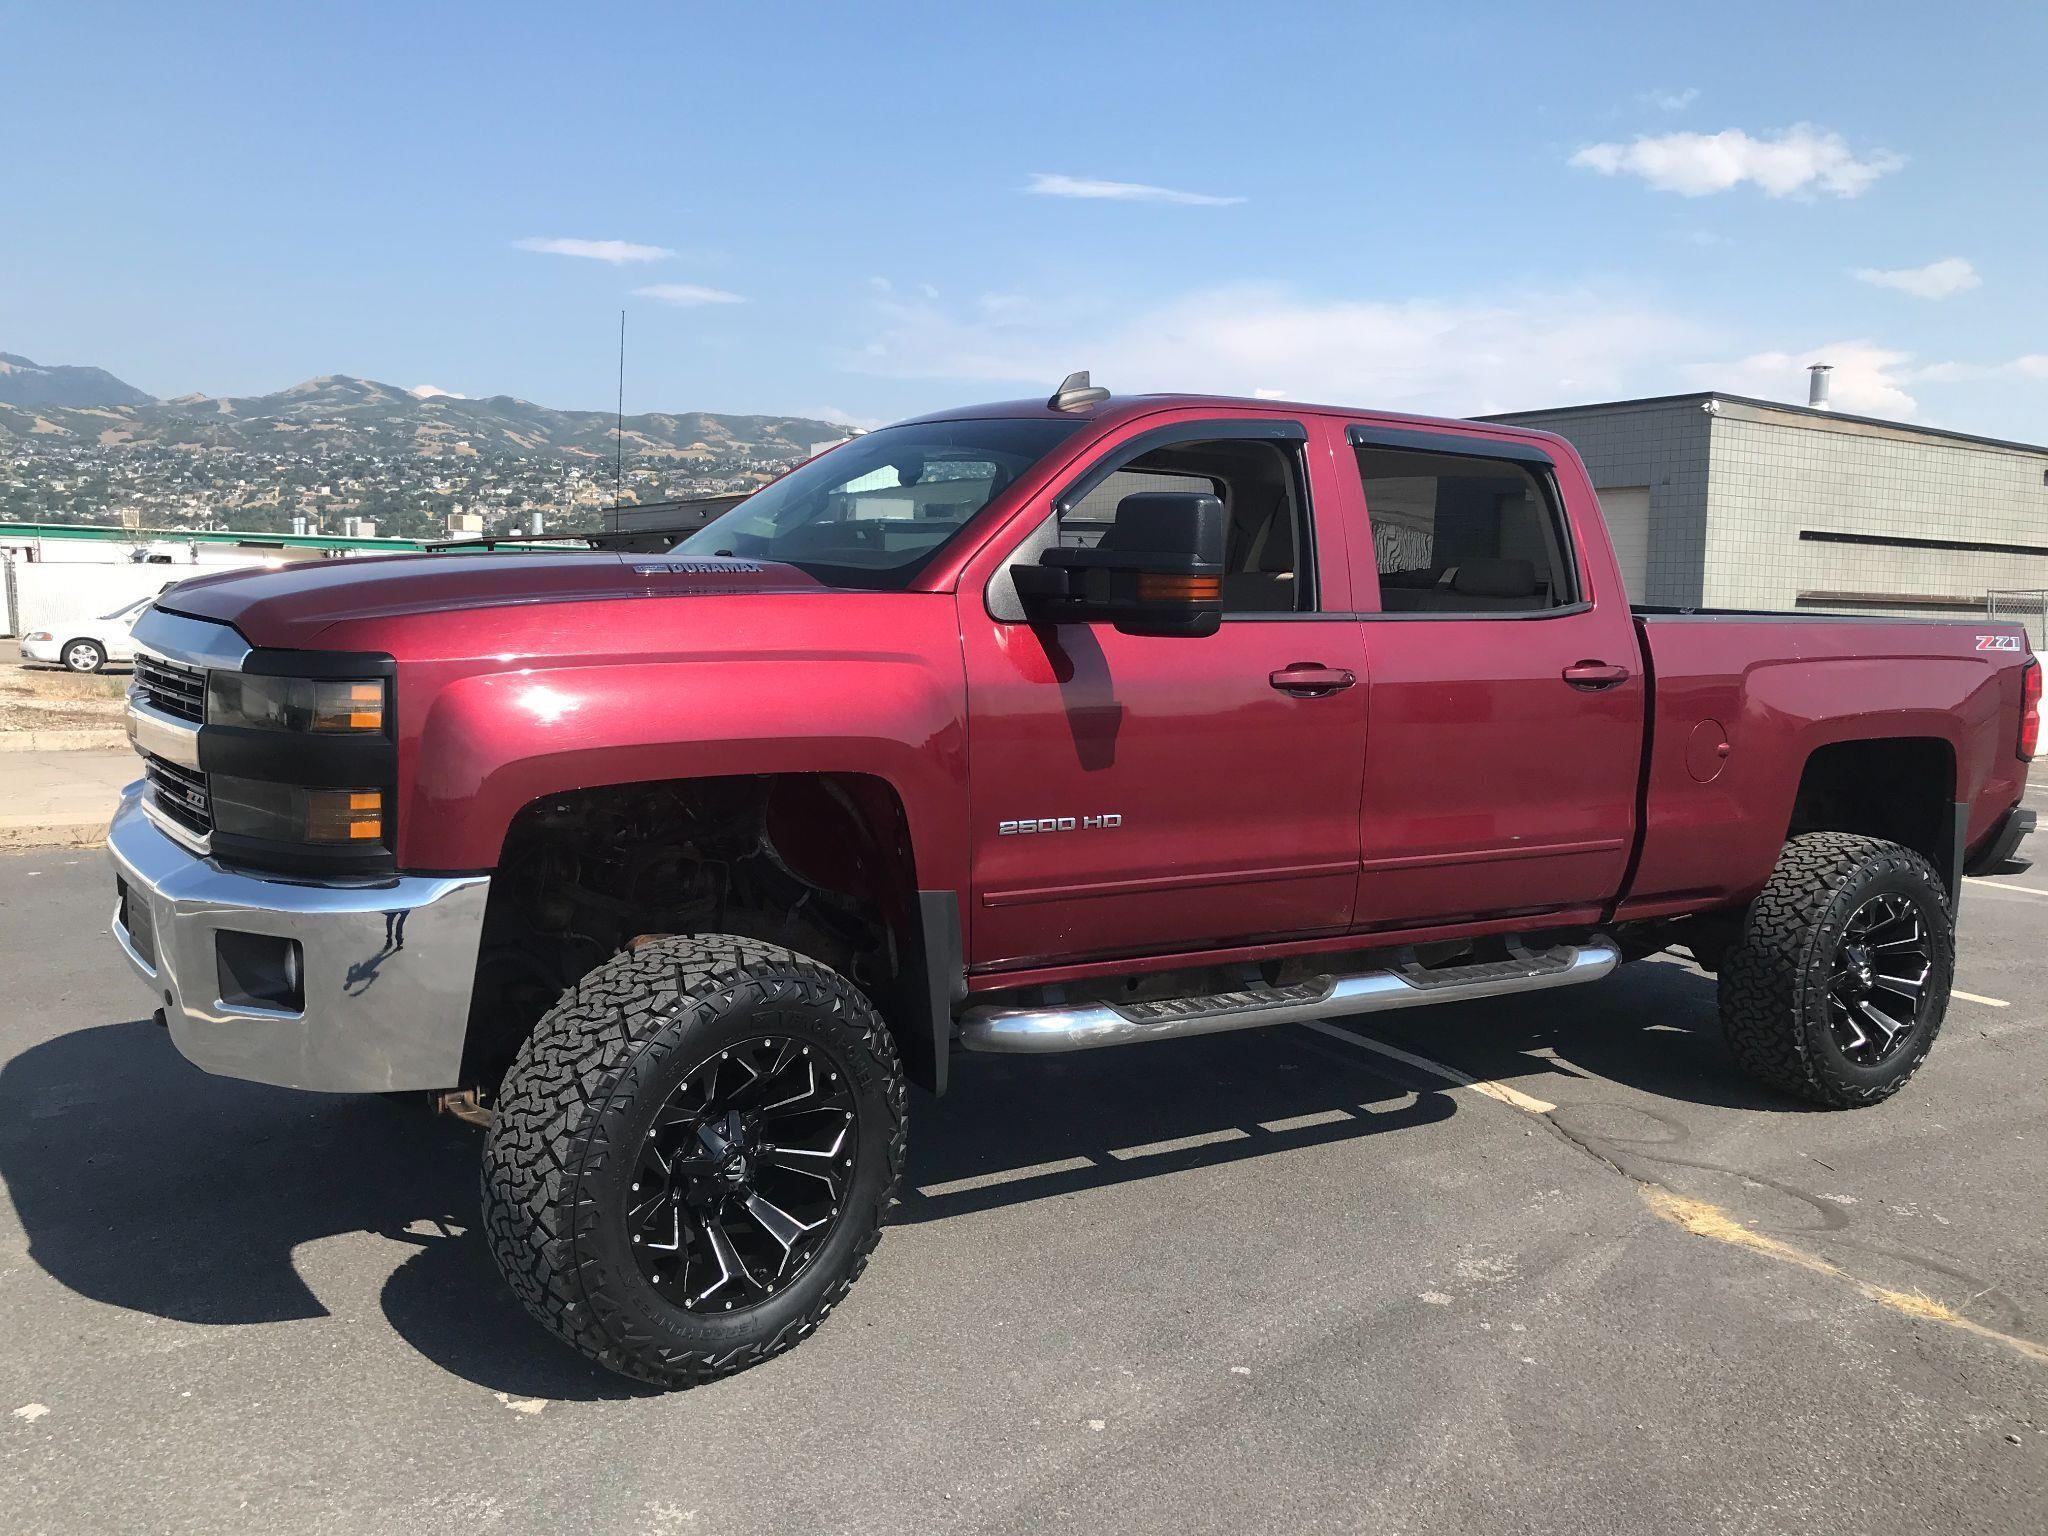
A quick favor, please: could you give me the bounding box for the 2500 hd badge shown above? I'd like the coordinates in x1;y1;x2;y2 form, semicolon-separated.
998;813;1124;835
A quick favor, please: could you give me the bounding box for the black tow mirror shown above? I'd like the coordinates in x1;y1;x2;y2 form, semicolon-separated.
1014;491;1226;637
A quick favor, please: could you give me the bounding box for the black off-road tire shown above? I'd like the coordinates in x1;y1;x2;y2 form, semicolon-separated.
1718;833;1953;1108
481;934;907;1388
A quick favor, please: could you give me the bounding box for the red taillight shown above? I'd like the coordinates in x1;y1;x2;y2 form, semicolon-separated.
2022;658;2041;761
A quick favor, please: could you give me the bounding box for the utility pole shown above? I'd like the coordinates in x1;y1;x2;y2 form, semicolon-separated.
614;309;626;507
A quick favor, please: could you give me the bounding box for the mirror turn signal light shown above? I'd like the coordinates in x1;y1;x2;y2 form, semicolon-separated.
1135;572;1222;602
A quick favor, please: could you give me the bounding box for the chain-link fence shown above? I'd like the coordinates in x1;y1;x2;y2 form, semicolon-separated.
1987;589;2048;651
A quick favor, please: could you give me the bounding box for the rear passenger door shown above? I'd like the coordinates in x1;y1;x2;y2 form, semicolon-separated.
1344;424;1645;930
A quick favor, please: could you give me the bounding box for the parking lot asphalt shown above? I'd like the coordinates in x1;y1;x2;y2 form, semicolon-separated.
2;808;2045;1535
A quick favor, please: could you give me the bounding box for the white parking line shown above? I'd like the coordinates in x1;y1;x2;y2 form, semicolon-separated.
916;1155;1095;1198
1966;877;2048;899
1301;1020;1557;1115
1953;989;2011;1008
1106;1128;1250;1161
1256;1107;1360;1133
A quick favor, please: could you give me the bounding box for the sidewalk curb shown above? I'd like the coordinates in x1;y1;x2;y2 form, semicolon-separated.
0;730;128;753
0;819;110;850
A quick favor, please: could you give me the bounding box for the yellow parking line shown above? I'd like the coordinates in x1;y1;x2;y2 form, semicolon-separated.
1642;1188;2048;1367
1300;1020;1558;1114
1297;1014;2048;1369
1953;989;2010;1008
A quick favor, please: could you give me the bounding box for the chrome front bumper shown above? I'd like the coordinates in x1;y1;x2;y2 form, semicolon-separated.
106;784;490;1092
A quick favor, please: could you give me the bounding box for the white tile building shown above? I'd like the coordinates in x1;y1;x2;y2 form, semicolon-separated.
1481;394;2048;642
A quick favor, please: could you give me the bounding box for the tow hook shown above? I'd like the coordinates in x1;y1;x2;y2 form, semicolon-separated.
434;1087;492;1128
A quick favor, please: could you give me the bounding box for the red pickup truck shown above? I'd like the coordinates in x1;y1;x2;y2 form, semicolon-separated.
108;379;2039;1388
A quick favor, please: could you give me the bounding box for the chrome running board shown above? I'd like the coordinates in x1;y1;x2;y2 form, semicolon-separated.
957;939;1619;1054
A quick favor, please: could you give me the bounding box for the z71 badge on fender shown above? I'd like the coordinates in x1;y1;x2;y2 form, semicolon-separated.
999;814;1123;835
1977;634;2025;652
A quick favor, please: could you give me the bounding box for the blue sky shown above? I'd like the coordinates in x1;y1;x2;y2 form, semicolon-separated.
4;1;2045;438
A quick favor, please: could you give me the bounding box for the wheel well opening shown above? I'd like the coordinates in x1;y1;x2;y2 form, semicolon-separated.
461;773;921;1093
1786;737;1955;881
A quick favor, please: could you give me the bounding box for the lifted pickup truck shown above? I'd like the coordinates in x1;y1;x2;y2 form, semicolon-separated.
108;380;2039;1387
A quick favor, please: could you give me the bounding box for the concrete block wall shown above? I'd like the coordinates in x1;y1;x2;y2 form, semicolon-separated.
1480;399;1711;606
1703;402;2048;617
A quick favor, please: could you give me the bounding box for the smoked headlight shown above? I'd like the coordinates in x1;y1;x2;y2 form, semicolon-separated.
207;674;387;733
197;658;397;875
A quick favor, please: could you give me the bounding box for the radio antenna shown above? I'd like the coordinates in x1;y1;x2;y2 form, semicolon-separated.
613;308;626;506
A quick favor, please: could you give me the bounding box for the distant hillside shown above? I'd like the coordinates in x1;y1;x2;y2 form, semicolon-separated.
0;352;156;409
0;360;846;462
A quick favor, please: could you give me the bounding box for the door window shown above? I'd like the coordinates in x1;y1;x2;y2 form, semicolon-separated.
1047;435;1316;614
1353;443;1577;614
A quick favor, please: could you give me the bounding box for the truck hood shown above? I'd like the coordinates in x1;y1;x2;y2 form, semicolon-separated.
156;551;829;650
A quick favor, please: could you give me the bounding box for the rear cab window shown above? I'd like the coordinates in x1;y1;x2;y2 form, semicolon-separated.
1348;430;1579;615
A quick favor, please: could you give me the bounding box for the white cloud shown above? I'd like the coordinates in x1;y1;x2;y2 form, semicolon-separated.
1853;257;1980;299
848;282;1703;417
1915;354;2048;385
1571;124;1903;198
1683;340;1922;416
1639;87;1700;112
513;236;674;264
632;283;746;306
408;384;465;399
1023;172;1244;207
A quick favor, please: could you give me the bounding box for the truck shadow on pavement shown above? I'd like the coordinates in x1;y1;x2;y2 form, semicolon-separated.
0;1018;650;1401
0;962;1762;1401
1369;957;1822;1117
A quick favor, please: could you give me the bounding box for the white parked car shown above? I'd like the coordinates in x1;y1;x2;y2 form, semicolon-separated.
17;595;152;673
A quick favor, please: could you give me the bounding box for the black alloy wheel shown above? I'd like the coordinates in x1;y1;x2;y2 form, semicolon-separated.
626;1035;858;1311
1824;893;1933;1066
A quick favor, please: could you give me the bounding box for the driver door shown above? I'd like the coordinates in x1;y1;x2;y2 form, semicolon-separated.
958;415;1368;972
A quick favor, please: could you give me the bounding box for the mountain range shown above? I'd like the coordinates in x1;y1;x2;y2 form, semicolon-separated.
0;352;156;409
0;354;846;463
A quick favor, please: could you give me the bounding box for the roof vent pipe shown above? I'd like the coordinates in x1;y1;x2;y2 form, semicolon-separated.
1808;363;1833;410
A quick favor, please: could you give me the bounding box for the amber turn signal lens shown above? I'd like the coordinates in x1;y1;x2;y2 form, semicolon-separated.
304;788;385;843
1136;572;1222;602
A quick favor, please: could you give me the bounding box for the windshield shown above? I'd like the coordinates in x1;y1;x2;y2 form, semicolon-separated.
98;597;150;622
675;417;1082;589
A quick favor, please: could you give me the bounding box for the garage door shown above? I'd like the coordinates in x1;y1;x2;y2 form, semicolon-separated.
1596;485;1650;602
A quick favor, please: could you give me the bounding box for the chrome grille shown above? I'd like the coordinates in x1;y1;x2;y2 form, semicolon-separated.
143;751;212;839
134;653;206;724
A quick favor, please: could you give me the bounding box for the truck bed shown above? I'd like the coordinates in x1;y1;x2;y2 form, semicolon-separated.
1619;609;2034;921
